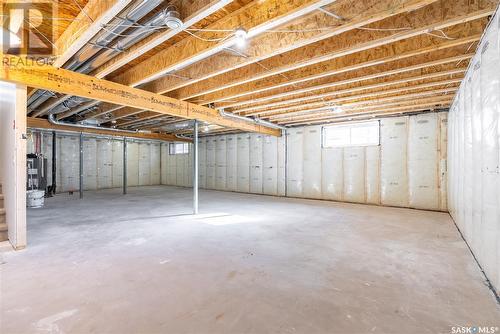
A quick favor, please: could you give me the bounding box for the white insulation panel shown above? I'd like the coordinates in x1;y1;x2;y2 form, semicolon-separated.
447;10;500;294
226;135;237;191
237;134;250;193
151;143;161;185
59;136;79;192
26;132;170;192
287;129;304;197
216;136;227;191
249;134;263;194
380;117;409;207
138;142;151;186
112;140;123;188
303;126;322;199
96;139;112;189
126;141;139;187
263;135;278;196
343;147;365;203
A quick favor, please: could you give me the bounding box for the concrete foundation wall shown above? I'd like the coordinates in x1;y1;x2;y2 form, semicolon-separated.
447;9;500;294
27;132;164;192
0;82;27;249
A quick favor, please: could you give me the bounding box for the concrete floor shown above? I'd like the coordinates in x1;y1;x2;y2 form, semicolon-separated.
1;186;499;333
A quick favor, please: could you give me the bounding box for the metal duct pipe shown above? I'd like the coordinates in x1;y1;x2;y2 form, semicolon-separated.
175;134;193;141
28;91;56;111
48;114;142;134
68;0;163;68
218;109;287;130
77;10;168;74
159;120;197;132
28;0;163;112
49;97;90;114
253;117;287;130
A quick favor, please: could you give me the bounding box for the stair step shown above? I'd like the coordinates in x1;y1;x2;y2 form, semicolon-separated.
0;208;5;215
0;223;6;232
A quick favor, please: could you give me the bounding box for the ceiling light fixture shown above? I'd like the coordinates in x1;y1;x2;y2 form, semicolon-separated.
164;6;183;30
234;27;248;48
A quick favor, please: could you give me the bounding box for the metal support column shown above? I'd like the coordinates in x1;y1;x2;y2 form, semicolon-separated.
51;130;57;195
193;120;199;214
79;132;83;199
123;137;127;195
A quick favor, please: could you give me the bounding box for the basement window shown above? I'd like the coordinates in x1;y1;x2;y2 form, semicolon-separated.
322;121;380;148
169;142;189;155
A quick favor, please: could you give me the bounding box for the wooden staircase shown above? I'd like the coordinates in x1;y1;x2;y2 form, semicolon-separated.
0;184;7;242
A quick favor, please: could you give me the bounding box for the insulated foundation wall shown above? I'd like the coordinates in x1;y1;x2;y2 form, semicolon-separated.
27;132;164;192
447;10;500;294
160;143;194;188
197;113;447;211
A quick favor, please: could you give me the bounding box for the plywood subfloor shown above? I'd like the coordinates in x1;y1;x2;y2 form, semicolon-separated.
1;186;499;333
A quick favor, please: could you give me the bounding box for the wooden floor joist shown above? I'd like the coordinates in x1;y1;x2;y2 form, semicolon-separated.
220;53;472;109
278;96;453;124
148;0;439;98
201;30;482;107
268;87;458;121
256;78;462;118
240;69;466;115
1;55;280;136
111;0;337;87
202;12;491;106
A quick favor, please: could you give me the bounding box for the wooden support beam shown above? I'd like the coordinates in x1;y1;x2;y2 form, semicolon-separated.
221;53;472;109
1;55;280;136
27;118;188;142
145;0;439;97
111;0;337;87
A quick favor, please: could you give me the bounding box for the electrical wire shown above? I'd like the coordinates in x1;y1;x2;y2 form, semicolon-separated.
184;29;233;42
72;0;94;23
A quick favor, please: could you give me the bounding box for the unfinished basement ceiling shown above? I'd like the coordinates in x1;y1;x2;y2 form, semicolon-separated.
23;0;499;136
